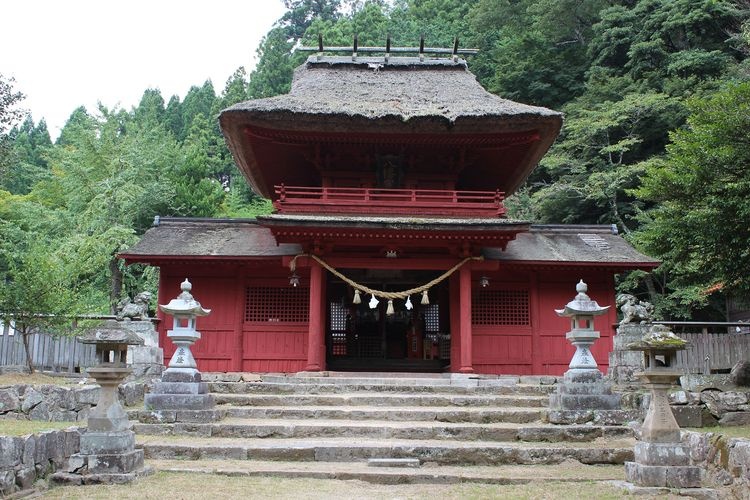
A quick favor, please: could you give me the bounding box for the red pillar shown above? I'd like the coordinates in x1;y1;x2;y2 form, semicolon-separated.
449;274;460;372
305;261;325;371
458;265;474;373
231;273;245;372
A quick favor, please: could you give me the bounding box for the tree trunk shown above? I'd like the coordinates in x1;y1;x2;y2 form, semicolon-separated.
20;324;35;374
109;257;123;315
644;273;660;316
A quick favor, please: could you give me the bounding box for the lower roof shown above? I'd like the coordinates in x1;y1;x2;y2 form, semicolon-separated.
119;217;658;269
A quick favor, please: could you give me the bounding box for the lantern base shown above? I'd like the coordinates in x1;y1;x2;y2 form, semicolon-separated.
549;368;622;414
141;369;223;423
625;462;702;488
162;368;202;383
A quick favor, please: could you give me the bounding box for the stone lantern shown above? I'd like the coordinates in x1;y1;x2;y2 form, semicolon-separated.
159;278;210;382
71;321;147;481
549;280;622;423
624;325;701;488
141;279;224;423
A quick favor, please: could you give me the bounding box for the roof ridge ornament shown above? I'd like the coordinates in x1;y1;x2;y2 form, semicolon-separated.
300;34;479;63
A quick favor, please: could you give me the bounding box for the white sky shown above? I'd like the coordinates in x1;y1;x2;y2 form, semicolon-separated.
1;0;287;139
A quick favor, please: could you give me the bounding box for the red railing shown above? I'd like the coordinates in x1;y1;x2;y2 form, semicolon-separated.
273;185;506;217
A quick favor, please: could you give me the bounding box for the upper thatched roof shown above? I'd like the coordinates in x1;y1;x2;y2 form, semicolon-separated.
223;57;560;127
219;56;563;198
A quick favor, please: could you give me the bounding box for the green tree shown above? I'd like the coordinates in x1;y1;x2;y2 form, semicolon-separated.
0;74;27;187
633;82;750;316
0;192;76;373
4;117;52;194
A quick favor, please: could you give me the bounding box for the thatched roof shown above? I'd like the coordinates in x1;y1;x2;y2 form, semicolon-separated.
119;218;301;263
256;213;529;232
223;57;560;128
120;218;657;270
219;56;562;198
483;225;659;269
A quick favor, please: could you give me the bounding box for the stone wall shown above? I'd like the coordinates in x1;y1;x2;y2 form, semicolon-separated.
0;383;146;422
683;431;750;497
0;427;81;495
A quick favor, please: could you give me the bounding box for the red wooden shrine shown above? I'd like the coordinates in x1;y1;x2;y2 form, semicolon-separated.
121;52;658;375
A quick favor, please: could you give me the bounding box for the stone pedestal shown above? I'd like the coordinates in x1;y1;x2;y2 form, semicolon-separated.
548;369;625;424
608;324;648;387
141;371;224;423
122;320;164;380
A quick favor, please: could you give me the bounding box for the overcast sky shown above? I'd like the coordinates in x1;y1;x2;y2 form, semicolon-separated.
1;0;287;138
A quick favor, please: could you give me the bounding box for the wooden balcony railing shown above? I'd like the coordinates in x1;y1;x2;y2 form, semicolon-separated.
274;185;506;217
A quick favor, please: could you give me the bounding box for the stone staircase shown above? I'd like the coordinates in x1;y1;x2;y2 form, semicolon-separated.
132;373;635;484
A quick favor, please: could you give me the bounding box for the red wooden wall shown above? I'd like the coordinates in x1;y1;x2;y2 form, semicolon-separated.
157;261;618;376
158;261;308;373
471;267;617;376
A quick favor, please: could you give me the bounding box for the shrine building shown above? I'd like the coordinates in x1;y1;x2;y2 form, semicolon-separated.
121;49;657;375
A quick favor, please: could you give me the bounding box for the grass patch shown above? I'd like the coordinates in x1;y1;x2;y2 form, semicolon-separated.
40;473;637;499
0;420;78;436
686;425;750;439
0;373;83;387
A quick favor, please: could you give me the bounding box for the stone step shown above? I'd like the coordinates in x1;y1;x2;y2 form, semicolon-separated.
137;436;635;466
220;405;545;424
259;374;536;387
208;381;556;396
213;392;549;408
148;458;625;485
133;418;633;442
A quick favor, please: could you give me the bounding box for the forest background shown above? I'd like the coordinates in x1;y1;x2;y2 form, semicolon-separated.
0;0;749;327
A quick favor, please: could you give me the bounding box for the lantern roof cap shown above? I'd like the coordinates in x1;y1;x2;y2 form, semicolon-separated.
627;324;688;351
79;320;144;345
158;279;211;317
555;280;610;317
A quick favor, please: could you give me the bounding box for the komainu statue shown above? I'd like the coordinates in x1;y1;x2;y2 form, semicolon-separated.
116;292;153;321
616;293;655;325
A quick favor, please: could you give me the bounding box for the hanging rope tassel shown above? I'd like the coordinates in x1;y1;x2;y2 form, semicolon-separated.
353;289;361;304
386;299;395;315
421;290;430;305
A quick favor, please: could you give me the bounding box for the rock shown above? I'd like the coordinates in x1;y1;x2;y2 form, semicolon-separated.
729;360;750;387
29;401;51;421
0;469;15;495
20;388;43;413
21;435;35;466
0;436;22;468
15;467;36;490
75;385;100;405
670;391;689;405
671;405;703;427
718;391;749;408
0;388;20;413
118;383;145;407
701;390;723;417
701;407;719;427
718;411;750;426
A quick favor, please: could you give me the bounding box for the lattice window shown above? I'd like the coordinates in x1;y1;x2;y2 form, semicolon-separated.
424;304;440;332
329;302;349;356
472;290;530;326
244;286;309;323
329;302;348;330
